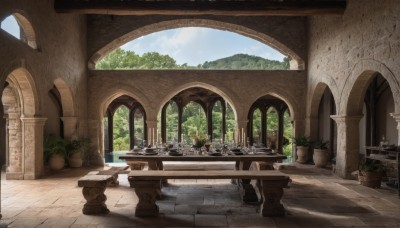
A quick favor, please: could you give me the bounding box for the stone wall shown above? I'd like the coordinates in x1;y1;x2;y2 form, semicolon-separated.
0;0;88;178
307;0;400;178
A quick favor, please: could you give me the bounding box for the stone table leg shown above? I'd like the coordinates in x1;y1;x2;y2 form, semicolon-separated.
81;186;109;215
148;161;162;199
260;179;289;217
130;180;160;217
238;161;258;203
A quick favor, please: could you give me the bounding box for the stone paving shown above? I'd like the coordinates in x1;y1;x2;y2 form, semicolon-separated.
0;164;400;227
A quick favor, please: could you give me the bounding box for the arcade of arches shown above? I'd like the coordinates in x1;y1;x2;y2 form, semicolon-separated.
1;0;400;184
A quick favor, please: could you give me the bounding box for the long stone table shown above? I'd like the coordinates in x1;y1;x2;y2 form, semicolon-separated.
119;152;286;202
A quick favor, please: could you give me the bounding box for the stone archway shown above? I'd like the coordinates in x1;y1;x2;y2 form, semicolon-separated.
157;81;238;121
1;67;45;180
53;78;77;138
88;19;305;70
248;92;298;159
333;60;400;178
307;82;337;161
88;89;150;165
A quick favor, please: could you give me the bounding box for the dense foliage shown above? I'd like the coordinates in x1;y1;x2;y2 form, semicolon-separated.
96;48;289;70
200;54;290;70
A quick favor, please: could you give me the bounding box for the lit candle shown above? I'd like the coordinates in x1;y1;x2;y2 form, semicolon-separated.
156;129;159;144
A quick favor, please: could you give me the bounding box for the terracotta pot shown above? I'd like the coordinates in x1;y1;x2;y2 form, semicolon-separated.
296;146;308;163
358;170;383;188
49;154;65;170
68;152;83;168
313;149;329;167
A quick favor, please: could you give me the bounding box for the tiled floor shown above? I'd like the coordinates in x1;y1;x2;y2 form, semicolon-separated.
1;164;400;227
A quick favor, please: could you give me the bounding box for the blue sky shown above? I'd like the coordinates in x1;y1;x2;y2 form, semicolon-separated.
121;27;286;66
1;16;286;66
1;16;20;39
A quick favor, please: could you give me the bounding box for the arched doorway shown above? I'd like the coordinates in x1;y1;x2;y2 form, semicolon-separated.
1;68;44;180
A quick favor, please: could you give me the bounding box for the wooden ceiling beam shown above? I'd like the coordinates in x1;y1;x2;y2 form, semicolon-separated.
54;0;346;16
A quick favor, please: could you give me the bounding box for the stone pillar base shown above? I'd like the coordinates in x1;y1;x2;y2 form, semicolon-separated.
6;172;24;180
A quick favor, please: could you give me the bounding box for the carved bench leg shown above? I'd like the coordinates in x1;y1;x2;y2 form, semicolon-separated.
260;180;287;217
131;180;160;217
82;186;109;215
127;161;146;170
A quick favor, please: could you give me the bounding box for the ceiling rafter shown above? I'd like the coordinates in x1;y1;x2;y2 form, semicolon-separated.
54;0;346;16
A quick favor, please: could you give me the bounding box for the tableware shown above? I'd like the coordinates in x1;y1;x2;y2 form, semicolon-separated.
208;151;222;156
168;151;183;156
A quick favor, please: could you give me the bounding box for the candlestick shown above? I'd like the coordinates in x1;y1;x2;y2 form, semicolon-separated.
241;128;244;146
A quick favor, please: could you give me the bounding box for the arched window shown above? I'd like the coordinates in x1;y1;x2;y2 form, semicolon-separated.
182;101;207;143
252;108;262;145
166;101;179;143
133;108;145;147
266;107;279;149
113;105;129;151
95;27;290;70
1;15;20;39
212;100;223;141
1;13;38;49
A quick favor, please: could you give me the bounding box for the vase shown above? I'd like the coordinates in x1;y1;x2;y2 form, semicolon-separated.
49;154;65;170
358;170;383;188
313;149;329;167
296;146;308;163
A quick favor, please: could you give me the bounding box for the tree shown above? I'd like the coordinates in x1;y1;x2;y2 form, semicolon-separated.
113;105;130;151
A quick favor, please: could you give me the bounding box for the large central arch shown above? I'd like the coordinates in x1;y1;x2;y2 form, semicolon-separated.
88;19;305;70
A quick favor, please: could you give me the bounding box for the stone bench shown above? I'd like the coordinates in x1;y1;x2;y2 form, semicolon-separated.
78;174;113;215
128;170;290;217
87;166;129;187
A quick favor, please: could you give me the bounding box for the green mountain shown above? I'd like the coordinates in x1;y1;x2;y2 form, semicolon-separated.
199;54;289;70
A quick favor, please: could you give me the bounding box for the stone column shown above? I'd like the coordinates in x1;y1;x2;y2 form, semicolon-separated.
61;116;78;139
390;113;400;145
146;120;157;146
6;112;23;180
20;117;47;180
331;115;362;179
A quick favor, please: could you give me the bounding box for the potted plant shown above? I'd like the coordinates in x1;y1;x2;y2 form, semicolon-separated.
358;160;386;188
313;139;330;167
293;135;310;163
66;138;89;168
193;135;207;153
44;135;67;170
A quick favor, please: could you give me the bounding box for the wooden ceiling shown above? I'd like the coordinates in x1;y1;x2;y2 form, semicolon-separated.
54;0;346;16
